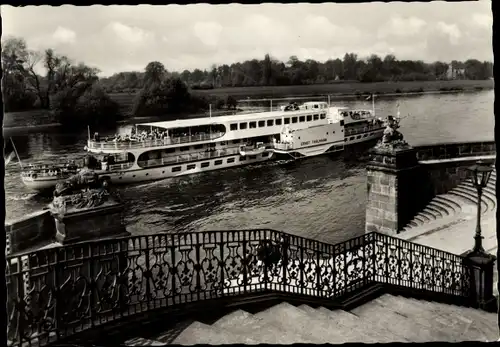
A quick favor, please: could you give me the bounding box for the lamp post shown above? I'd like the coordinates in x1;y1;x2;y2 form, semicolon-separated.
466;160;494;254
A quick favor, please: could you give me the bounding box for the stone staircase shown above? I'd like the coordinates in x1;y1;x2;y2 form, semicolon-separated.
403;170;496;232
124;294;497;345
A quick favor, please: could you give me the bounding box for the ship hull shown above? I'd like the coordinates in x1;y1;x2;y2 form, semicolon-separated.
21;176;65;191
22;153;274;191
272;127;384;161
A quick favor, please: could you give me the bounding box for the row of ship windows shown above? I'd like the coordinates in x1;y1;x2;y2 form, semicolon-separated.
345;133;374;141
123;153;270;178
229;113;327;131
156;138;248;154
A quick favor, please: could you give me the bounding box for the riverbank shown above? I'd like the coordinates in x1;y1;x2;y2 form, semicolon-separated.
3;79;493;131
190;79;494;99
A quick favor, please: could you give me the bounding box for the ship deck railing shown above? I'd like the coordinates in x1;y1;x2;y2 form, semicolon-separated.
345;125;383;137
107;162;135;172
137;146;243;168
87;132;225;151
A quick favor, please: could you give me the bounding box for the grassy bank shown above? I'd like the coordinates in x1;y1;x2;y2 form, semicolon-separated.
190;79;494;99
5;79;493;130
107;79;493;113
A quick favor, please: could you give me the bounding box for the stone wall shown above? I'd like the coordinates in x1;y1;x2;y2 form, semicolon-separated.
421;158;494;196
415;140;495;196
366;140;495;235
5;210;56;255
415;141;495;161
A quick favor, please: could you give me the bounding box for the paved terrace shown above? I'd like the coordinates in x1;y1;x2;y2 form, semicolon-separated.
398;210;498;295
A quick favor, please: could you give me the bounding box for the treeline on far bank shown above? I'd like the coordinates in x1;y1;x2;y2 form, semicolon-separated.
2;36;238;132
99;53;493;93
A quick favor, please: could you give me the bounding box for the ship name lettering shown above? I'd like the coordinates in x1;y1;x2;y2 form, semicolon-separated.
312;138;327;144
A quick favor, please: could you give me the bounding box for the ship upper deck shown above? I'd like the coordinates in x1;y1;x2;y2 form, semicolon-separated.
86;106;346;152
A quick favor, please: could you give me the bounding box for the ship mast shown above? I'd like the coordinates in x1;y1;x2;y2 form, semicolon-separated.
372;94;376;117
327;94;331;116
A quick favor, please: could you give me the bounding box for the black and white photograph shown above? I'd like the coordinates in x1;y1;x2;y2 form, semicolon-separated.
2;1;498;345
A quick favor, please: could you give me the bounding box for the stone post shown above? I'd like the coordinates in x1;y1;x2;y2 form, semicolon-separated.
463;249;497;311
365;145;420;235
52;200;130;245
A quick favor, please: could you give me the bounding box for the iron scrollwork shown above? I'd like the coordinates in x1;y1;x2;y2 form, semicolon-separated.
6;230;471;347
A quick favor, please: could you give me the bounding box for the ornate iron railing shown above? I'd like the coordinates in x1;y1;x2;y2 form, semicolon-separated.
6;230;471;347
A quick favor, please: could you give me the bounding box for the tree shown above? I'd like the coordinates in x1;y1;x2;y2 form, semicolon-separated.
464;59;490;80
144;61;166;86
1;36;37;111
261;54;273;86
180;70;192;84
343;53;358;80
210;64;218;87
225;95;238;110
431;61;449;80
71;84;120;129
133;75;193;118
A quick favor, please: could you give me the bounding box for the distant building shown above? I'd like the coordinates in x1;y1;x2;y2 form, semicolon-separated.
446;65;466;80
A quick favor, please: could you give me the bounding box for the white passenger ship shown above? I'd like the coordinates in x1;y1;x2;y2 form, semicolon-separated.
270;103;385;159
20;100;387;190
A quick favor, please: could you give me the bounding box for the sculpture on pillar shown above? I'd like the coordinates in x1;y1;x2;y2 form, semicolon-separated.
51;169;117;215
375;115;410;150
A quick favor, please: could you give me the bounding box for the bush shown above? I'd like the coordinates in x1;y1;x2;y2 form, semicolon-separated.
53;84;121;131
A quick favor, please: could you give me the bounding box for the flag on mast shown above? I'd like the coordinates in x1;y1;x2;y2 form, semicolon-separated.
4;151;15;166
4;138;19;167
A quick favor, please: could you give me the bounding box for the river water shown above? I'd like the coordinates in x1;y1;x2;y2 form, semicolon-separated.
3;90;494;245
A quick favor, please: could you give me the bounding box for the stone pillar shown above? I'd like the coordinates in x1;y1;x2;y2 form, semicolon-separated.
365;146;420;235
52;200;130;245
463;250;497;311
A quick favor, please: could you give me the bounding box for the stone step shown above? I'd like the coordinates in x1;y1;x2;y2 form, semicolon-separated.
294;305;361;343
418;210;437;222
460;180;496;196
416;212;432;223
314;306;402;343
374;295;480;342
412;215;427;225
434;195;463;212
407;220;419;228
252;302;330;343
124;337;166;346
411;299;497;341
483;185;497;198
424;205;444;218
448;191;488;213
172;321;258;345
372;295;462;342
428;200;456;216
213;307;316;344
350;299;437;342
455;185;495;208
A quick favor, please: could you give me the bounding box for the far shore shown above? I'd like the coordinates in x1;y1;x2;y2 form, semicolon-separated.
189;79;494;100
3;79;493;132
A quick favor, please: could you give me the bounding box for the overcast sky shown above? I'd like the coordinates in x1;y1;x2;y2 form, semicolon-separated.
1;2;493;77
